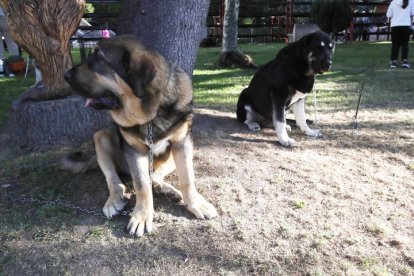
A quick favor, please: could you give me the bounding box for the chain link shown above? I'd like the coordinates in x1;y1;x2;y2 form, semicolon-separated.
148;121;154;187
313;76;318;130
353;82;364;132
1;122;155;219
0;195;135;219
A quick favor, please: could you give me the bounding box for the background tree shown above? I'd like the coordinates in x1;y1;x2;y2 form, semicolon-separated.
222;0;239;54
3;0;112;152
0;0;85;102
8;0;211;152
311;0;353;36
117;0;210;77
215;0;256;69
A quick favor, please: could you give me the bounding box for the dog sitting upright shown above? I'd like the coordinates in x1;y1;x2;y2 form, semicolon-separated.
63;35;217;237
236;31;334;147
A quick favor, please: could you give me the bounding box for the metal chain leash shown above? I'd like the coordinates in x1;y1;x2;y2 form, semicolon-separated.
353;82;364;132
313;76;318;130
1;122;156;219
0;194;137;218
148;121;154;187
0;195;109;219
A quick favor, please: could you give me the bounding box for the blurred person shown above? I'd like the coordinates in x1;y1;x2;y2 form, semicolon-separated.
0;6;19;60
387;0;414;68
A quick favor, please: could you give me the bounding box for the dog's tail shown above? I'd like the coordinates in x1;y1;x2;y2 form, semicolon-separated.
60;152;98;174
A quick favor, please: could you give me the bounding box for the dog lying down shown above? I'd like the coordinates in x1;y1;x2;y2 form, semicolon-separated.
236;31;334;147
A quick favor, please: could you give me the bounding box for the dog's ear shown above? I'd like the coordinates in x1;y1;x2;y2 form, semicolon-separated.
303;32;314;46
126;56;157;98
300;33;314;50
296;32;315;57
97;48;110;63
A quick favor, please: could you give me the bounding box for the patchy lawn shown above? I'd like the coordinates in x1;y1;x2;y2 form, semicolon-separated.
1;41;414;276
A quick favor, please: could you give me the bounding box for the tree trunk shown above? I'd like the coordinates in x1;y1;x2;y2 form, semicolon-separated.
0;0;8;10
9;96;112;152
2;0;106;152
222;0;239;53
116;0;210;77
215;0;256;69
1;0;85;102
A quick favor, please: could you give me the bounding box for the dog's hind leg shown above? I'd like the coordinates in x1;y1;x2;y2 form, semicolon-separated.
152;151;183;202
292;98;322;138
94;128;128;219
244;105;262;131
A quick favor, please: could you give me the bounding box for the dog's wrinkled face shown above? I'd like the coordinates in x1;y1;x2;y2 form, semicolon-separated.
302;31;335;75
64;36;156;110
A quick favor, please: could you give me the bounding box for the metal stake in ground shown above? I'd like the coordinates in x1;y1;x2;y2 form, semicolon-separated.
353;82;364;132
313;76;318;130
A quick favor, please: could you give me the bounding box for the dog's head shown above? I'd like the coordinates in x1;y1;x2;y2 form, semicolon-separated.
300;31;335;75
64;35;157;110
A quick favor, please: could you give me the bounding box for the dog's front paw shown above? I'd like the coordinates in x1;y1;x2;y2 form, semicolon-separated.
153;182;183;203
279;138;298;147
103;188;128;219
245;121;261;132
306;129;322;138
127;206;154;237
286;125;292;132
185;192;217;220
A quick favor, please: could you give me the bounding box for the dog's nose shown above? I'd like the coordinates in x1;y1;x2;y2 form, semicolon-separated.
63;71;72;81
326;60;332;66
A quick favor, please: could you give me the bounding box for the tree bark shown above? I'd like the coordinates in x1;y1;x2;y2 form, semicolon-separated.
215;0;256;69
6;0;209;152
116;0;210;77
222;0;239;53
9;96;113;152
0;0;8;10
1;0;85;102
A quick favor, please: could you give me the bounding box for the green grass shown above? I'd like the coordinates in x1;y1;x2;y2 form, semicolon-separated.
1;41;414;125
193;41;414;114
193;43;285;110
0;49;84;127
1;40;414;276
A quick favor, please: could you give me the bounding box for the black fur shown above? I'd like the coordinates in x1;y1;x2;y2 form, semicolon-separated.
236;31;334;125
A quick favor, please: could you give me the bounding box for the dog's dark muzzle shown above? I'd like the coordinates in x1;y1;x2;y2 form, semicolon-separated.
64;70;92;98
87;96;120;110
319;60;332;74
64;69;121;110
63;70;73;82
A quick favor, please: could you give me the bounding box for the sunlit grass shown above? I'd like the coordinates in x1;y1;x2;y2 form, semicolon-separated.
193;41;414;114
0;49;83;127
1;42;414;124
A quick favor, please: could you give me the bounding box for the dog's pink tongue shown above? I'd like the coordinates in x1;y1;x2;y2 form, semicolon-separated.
85;98;94;107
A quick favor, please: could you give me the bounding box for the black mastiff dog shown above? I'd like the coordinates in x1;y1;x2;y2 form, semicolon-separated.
236;31;334;147
63;36;217;237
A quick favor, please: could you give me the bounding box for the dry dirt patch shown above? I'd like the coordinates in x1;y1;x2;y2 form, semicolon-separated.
1;108;413;275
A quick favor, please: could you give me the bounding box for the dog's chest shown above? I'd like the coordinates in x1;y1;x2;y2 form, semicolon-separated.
151;135;172;156
288;91;307;107
120;127;172;156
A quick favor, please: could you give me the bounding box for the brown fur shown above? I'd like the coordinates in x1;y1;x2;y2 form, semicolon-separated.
63;35;217;237
215;51;258;69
